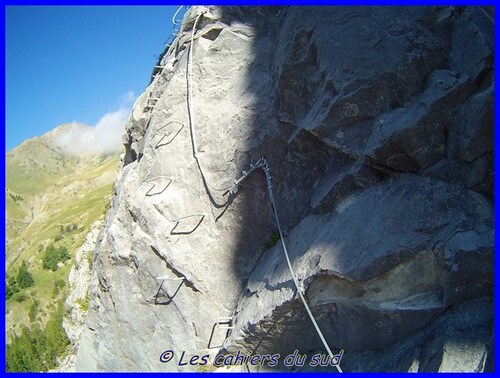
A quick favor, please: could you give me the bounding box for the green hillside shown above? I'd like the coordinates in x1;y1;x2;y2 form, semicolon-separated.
5;124;121;371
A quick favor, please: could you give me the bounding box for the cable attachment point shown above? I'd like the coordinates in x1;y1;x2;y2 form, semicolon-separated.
224;157;269;196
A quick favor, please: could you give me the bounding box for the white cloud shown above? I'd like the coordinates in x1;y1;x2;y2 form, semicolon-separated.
119;90;135;106
53;92;135;155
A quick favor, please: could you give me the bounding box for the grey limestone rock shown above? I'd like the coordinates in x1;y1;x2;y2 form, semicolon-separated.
75;6;493;372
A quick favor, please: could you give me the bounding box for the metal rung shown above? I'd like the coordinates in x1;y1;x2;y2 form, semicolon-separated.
145;176;173;196
216;317;233;329
144;103;157;112
152;66;164;74
171;213;205;223
171;214;205;235
207;315;234;349
152;66;165;79
154;273;185;305
154;120;185;148
156;276;184;281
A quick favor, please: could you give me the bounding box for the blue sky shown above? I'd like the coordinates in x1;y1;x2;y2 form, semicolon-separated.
5;5;184;152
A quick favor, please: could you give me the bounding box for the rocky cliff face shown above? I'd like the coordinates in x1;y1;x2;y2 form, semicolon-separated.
76;6;494;372
50;221;103;372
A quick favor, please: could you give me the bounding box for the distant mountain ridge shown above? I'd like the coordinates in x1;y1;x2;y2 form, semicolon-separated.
7;123;115;240
6;123;121;371
8;122;91;154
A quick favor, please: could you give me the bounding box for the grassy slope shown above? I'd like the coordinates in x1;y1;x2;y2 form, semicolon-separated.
6;136;80;241
6;132;121;342
7;137;80;196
